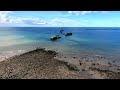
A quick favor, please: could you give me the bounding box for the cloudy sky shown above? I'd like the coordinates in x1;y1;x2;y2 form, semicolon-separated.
0;11;120;27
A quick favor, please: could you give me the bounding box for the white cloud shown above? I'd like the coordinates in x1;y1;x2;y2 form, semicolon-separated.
0;11;13;23
48;18;83;27
0;11;47;26
100;11;109;14
1;11;109;27
13;18;47;25
68;11;108;15
68;11;93;15
0;17;88;27
0;11;109;27
68;11;73;14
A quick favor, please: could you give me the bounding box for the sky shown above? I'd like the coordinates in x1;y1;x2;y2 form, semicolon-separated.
0;11;120;27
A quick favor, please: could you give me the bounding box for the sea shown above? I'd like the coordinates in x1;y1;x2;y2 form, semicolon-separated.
0;27;120;60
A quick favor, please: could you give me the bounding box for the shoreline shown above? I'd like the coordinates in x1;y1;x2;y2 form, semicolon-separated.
0;50;26;62
0;48;120;79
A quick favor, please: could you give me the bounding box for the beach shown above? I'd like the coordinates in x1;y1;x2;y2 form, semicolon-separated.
0;27;120;79
0;48;120;79
1;11;120;79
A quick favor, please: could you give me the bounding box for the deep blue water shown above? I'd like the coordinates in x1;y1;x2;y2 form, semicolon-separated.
0;27;120;58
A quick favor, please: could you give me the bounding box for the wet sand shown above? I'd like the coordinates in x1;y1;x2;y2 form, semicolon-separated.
55;53;120;79
0;48;120;79
0;50;26;61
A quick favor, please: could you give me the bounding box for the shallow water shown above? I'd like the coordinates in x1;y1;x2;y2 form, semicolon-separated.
0;27;120;59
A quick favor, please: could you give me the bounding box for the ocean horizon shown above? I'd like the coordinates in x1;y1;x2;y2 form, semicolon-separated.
0;27;120;60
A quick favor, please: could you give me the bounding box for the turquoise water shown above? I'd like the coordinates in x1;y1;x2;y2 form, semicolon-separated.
0;27;120;58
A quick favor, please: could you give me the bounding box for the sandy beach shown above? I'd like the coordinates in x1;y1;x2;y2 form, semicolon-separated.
0;48;120;79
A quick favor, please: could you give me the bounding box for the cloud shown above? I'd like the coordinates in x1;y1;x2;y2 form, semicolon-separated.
100;11;109;14
0;11;47;26
68;11;93;15
0;11;109;27
14;18;47;25
0;11;92;26
0;11;91;27
68;11;108;15
48;18;83;27
0;11;13;23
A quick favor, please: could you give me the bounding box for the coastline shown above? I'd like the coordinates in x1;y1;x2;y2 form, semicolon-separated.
0;48;120;79
0;50;26;62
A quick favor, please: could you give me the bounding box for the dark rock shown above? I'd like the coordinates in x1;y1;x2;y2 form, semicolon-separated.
92;63;95;66
101;57;103;58
97;68;100;71
73;57;76;58
112;60;116;63
108;62;112;65
65;33;72;36
46;50;57;56
79;63;82;65
82;69;85;71
117;72;120;74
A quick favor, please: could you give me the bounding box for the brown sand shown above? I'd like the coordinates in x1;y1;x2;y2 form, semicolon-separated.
55;53;120;79
0;48;120;79
0;48;81;79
